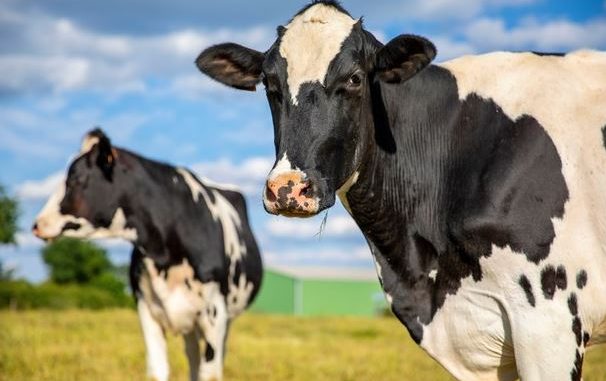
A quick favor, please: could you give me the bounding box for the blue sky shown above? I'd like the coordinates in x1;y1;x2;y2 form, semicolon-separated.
1;0;605;282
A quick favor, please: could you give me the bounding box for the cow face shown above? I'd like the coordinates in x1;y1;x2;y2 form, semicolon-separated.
196;1;435;217
33;129;136;241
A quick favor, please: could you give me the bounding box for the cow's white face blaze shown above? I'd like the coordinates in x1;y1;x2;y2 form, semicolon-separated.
33;129;137;242
279;4;357;105
196;1;436;217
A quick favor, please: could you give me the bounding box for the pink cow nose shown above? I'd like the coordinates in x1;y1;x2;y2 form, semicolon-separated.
264;172;318;217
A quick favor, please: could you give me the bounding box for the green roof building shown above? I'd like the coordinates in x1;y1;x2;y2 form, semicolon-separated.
250;267;387;316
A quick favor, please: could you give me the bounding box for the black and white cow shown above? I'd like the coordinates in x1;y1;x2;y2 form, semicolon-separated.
33;129;262;381
196;1;606;380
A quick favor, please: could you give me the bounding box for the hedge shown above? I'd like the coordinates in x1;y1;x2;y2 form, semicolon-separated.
0;280;134;310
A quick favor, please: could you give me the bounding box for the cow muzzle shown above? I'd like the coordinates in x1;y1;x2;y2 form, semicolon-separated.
263;171;319;217
31;220;56;242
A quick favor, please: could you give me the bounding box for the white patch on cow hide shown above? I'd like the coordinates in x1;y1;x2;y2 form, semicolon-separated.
197;176;241;192
280;3;357;105
337;170;359;214
227;272;254;317
385;292;393;306
267;152;304;180
372;256;383;283
139;258;205;335
197;282;228;381
177;168;253;318
428;269;438;281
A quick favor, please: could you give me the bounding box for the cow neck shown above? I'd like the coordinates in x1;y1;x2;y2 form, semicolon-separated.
119;151;191;269
344;65;458;342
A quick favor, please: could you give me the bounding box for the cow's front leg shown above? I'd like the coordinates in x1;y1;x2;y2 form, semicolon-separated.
137;299;169;381
198;282;228;381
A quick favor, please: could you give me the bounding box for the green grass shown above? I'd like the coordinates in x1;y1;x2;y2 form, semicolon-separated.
1;310;605;380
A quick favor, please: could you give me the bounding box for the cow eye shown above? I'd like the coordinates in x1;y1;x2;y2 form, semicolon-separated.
347;72;363;89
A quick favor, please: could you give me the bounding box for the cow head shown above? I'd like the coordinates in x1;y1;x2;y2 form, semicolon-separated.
32;129;137;242
196;1;436;217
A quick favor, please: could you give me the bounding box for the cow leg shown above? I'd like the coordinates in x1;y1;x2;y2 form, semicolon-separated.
198;282;228;381
137;299;169;381
183;329;201;381
511;308;585;381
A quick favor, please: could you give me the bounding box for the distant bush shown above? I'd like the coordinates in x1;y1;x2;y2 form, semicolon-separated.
0;184;18;245
0;280;134;310
42;237;112;284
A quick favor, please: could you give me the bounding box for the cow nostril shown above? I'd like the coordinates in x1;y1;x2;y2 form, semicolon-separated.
299;183;312;198
31;222;38;232
265;184;277;202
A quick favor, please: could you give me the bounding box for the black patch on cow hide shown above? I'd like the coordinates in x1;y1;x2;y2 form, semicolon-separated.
530;51;566;57
205;343;215;362
602;125;606;151
541;265;557;300
572;316;583;346
568;293;578;316
61;222;82;232
583;332;590;347
576;270;588;289
556;265;567;290
518;274;535;307
571;350;583;381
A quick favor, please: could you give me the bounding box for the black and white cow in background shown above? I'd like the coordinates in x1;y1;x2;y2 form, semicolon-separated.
196;1;606;380
33;129;262;381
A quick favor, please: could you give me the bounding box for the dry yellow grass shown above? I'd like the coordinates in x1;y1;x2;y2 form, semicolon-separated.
0;309;605;380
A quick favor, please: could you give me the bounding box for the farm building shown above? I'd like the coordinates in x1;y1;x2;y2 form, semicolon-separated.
250;267;387;316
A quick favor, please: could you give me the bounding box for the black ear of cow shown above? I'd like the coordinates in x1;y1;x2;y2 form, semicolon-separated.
95;131;115;181
195;43;265;91
375;35;436;84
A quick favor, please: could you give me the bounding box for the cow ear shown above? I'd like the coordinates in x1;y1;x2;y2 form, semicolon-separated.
196;43;265;91
375;35;436;83
86;128;115;181
97;133;115;179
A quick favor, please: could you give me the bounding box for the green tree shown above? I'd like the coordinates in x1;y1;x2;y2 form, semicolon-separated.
0;185;18;244
42;238;113;284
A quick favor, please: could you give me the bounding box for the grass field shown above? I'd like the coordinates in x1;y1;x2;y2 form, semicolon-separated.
1;310;606;380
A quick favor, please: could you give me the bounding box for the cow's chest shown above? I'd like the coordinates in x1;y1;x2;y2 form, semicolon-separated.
138;258;207;335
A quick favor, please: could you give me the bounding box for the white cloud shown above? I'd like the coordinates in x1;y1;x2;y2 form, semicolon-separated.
464;17;606;51
265;214;360;238
357;0;537;23
0;4;274;98
431;37;477;61
191;156;273;195
221;120;273;145
0;100;161;160
169;74;240;100
16;171;63;201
